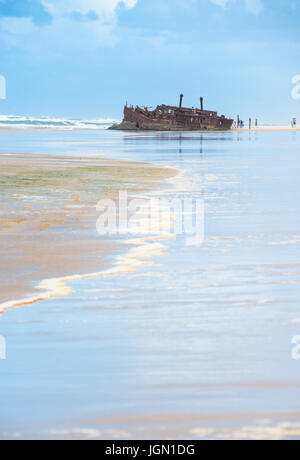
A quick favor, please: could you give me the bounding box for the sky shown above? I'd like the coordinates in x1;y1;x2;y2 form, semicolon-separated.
0;0;300;122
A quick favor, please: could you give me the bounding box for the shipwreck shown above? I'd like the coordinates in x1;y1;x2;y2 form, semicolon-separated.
110;94;233;131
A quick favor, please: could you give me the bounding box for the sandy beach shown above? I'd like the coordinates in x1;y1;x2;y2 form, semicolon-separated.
1;129;300;441
233;126;300;132
1;0;300;443
0;153;175;311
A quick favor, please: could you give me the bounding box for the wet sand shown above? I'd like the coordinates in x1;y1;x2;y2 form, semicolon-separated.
0;153;175;310
46;409;300;440
1;130;300;441
233;126;300;132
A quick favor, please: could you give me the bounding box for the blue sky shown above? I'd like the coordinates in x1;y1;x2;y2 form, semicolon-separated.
0;0;299;122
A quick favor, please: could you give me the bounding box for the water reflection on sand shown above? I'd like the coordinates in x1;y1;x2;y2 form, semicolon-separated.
0;129;300;440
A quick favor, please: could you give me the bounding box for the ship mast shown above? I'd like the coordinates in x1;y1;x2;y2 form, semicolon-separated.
200;97;204;111
179;94;184;109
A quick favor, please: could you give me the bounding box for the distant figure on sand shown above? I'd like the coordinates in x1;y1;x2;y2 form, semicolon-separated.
292;118;297;128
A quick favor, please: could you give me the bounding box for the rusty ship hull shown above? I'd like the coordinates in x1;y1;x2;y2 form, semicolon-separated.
110;95;233;132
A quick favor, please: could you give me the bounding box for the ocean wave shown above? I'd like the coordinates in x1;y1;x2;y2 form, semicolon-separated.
0;115;119;130
0;166;179;315
0;238;167;315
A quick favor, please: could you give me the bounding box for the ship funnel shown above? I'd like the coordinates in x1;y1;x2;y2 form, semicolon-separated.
179;94;184;109
200;97;204;111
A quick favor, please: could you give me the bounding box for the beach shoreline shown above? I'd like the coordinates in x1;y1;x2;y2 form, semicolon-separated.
1;129;300;441
233;126;300;132
0;152;176;315
0;124;299;133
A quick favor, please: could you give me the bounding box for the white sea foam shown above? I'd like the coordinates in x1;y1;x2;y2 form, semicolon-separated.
0;237;167;315
191;421;300;441
0;166;185;315
49;428;132;440
0;115;119;130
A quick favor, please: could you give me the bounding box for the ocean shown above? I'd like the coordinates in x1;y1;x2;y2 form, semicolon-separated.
0;115;118;130
0;127;300;440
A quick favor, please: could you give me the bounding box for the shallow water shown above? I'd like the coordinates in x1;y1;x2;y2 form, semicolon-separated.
1;129;300;440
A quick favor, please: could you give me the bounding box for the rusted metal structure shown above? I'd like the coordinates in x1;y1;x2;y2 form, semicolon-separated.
110;94;233;131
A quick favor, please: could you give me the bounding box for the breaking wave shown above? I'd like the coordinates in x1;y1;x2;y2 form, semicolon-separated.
0;115;119;130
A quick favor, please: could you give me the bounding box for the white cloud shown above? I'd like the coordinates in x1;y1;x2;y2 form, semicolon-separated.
0;16;117;54
0;0;138;53
245;0;263;15
41;0;137;21
210;0;263;14
210;0;230;7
